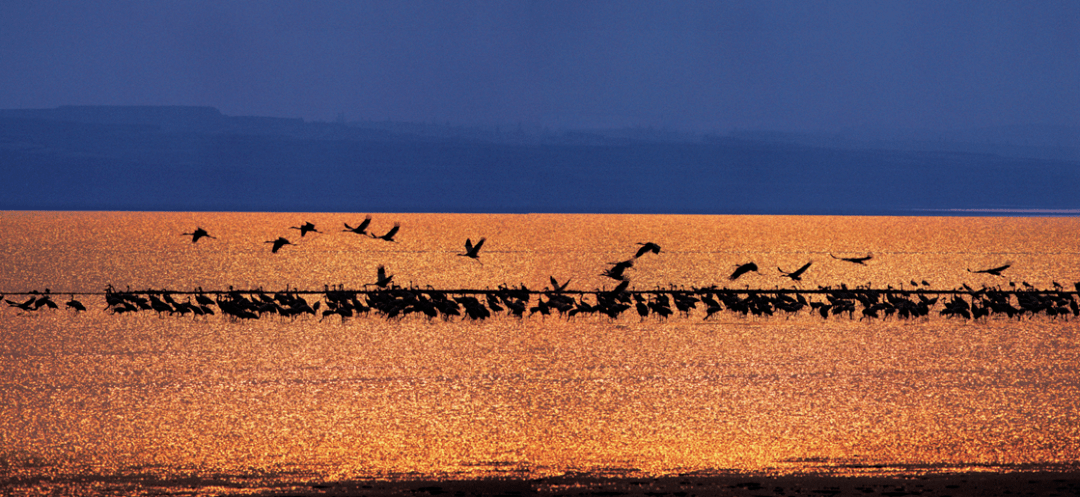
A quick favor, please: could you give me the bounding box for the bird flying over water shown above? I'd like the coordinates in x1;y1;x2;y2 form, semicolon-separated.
458;237;486;261
182;227;214;243
602;259;634;281
374;265;393;288
371;223;400;242
830;253;871;265
290;222;320;237
634;242;661;258
967;264;1010;276
342;216;373;236
265;237;292;253
779;261;813;281
729;262;759;280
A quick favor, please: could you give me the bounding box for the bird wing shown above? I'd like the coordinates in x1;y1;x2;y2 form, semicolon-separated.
385;224;400;237
473;238;485;252
464;238;473;252
794;261;813;275
358;216;372;231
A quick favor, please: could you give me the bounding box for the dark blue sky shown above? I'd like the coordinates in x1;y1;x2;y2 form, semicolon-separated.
2;1;1077;133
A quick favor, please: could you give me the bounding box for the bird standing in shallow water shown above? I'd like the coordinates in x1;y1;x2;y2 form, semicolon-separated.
182;227;214;243
265;237;292;253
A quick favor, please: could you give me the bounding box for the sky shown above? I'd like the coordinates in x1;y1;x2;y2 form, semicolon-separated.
2;0;1078;133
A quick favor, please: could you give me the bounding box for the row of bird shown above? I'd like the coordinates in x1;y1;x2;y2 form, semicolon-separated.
6;280;1078;323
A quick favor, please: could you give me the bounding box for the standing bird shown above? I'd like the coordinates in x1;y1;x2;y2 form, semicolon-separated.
729;262;759;281
779;261;813;281
371;223;400;242
458;238;485;262
66;295;86;313
265;237;292;253
182;227;214;243
342;216;373;236
967;264;1010;276
634;242;661;258
290;222;320;237
830;253;871;265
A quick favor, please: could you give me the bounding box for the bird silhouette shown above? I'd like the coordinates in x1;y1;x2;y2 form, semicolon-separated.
830;253;871;265
458;237;485;261
265;237;292;253
182;227;214;243
290;222;320;237
371;223;400;242
779;261;812;281
342;216;373;236
967;264;1010;276
65;295;86;313
602;259;633;281
374;265;393;288
550;276;571;292
729;262;759;280
634;242;661;258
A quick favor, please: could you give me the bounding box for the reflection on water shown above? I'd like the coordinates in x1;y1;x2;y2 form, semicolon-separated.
1;212;1079;490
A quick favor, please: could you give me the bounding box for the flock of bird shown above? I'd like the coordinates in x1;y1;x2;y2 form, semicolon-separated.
3;217;1079;323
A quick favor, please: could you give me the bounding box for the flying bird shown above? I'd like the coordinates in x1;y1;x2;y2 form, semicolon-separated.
550;276;571;293
634;242;661;258
729;262;759;281
342;216;373;236
967;264;1010;276
265;237;292;253
374;265;393;288
182;227;214;243
830;253;872;265
290;222;320;237
458;238;486;261
602;259;634;281
779;261;813;281
371;223;400;242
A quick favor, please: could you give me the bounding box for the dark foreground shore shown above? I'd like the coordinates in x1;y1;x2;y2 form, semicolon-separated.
9;471;1080;496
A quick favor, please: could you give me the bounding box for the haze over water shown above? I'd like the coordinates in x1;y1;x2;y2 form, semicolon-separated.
1;212;1079;493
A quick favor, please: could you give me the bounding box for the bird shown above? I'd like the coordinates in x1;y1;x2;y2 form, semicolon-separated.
290;222;320;237
779;261;812;281
634;242;661;258
374;265;393;288
550;276;571;293
967;264;1010;276
65;295;86;313
729;262;759;280
265;237;292;253
458;238;485;261
371;223;400;242
830;253;871;265
182;227;214;243
342;216;373;236
602;259;633;281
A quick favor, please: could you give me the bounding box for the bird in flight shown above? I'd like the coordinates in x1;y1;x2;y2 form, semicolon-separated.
634;242;661;258
779;261;813;281
458;238;486;261
342;216;373;236
290;222;320;237
371;223;400;242
967;264;1010;276
830;253;872;265
602;259;634;281
265;237;292;253
729;262;759;280
182;227;214;243
550;276;571;293
374;265;393;288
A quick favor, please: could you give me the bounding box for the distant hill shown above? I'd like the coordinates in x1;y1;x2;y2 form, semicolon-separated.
1;106;1077;214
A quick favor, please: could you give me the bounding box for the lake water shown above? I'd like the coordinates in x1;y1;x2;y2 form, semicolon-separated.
1;212;1079;493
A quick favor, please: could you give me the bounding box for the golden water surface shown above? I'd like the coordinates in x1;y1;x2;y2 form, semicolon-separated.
1;212;1079;490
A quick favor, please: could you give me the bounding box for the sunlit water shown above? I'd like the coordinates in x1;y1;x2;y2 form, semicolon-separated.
1;212;1079;492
